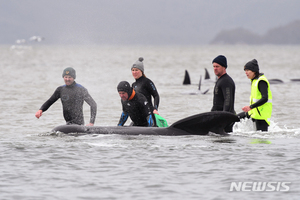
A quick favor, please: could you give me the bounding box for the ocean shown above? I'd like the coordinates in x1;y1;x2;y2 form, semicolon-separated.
0;44;299;200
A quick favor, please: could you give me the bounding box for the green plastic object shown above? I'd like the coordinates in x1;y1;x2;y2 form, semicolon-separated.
155;114;169;127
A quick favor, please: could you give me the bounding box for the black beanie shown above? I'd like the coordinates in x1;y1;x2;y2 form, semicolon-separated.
117;81;133;97
244;59;259;72
212;55;227;68
62;67;76;79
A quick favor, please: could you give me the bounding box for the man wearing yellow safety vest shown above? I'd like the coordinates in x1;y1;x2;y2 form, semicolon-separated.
237;59;272;131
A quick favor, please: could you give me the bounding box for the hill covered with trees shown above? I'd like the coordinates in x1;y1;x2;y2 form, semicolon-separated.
210;20;300;45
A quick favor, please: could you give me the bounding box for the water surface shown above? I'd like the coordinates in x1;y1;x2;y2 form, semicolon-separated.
0;45;299;199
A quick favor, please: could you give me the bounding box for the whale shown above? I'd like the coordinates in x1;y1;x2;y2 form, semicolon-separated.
183;68;212;85
182;69;210;95
183;70;191;85
290;79;300;82
269;79;284;84
204;68;210;80
52;111;240;136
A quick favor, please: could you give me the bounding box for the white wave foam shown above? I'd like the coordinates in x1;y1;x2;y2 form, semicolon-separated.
232;118;300;138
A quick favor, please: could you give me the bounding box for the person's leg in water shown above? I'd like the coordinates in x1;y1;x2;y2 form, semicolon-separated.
254;119;269;131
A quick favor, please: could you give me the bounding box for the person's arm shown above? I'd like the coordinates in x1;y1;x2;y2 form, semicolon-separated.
141;95;154;126
35;87;60;118
242;81;268;112
250;81;268;109
147;80;160;114
118;112;128;126
221;83;235;112
84;90;97;126
35;110;43;118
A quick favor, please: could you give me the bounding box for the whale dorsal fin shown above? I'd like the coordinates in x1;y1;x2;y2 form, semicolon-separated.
183;70;191;85
205;68;210;80
170;111;239;135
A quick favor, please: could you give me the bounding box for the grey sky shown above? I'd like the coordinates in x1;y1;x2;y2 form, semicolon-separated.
1;0;299;45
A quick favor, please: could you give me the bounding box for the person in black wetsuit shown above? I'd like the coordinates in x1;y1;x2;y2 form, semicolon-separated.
131;57;160;124
117;81;154;127
237;59;272;131
211;55;236;132
35;67;97;126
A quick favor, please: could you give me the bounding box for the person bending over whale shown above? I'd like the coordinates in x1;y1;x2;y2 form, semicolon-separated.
238;59;272;131
131;57;160;124
117;81;154;127
35;67;97;126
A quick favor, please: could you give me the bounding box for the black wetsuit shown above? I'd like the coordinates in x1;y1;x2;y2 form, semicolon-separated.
39;82;97;125
211;73;236;132
132;76;159;112
237;79;269;131
118;92;153;127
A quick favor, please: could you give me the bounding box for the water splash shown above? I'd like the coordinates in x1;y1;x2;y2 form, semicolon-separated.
232;118;300;138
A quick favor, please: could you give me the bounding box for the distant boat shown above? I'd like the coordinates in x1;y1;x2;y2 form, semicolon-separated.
15;39;26;44
29;36;45;42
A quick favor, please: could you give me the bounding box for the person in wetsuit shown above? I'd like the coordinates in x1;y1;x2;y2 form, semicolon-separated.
131;57;160;125
211;55;236;132
117;81;154;127
238;59;272;131
35;67;97;126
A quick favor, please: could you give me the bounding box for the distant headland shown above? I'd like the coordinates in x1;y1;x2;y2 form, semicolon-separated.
210;20;300;45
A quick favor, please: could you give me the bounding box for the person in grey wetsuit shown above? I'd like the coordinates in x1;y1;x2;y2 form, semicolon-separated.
35;67;97;126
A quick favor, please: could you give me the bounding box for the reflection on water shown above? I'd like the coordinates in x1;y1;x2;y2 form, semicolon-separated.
250;139;272;144
212;138;237;144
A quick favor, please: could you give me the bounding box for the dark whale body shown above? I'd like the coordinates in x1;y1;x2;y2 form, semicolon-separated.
52;111;240;136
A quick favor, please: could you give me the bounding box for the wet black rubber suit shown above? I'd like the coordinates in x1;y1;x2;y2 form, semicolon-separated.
39;82;97;125
132;76;159;125
118;90;154;127
211;73;236;132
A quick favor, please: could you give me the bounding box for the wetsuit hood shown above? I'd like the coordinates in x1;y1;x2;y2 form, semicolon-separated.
117;81;133;98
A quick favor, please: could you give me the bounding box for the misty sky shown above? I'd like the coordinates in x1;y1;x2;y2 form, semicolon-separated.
1;0;300;45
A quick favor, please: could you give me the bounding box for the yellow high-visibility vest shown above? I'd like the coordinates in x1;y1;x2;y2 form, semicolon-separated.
248;75;272;125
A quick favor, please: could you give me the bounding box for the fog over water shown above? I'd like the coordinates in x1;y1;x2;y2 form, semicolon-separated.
1;1;300;45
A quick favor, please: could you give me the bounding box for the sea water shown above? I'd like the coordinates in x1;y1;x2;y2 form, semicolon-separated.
0;45;300;200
